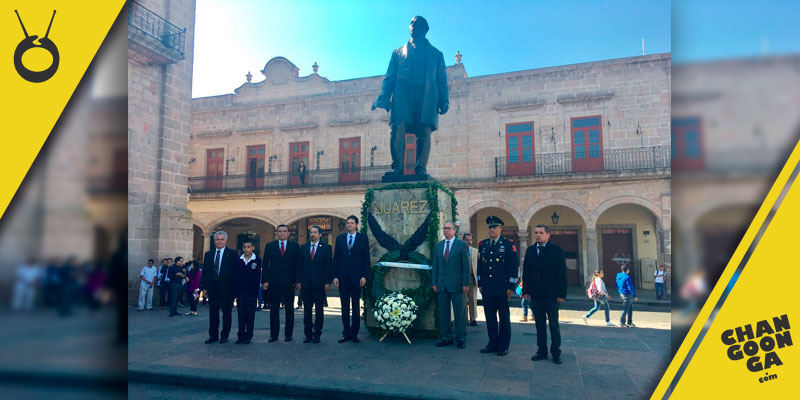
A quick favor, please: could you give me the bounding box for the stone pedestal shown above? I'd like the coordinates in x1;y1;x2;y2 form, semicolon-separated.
363;182;455;336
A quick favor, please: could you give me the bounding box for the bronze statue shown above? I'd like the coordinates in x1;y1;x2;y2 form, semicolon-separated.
372;16;449;179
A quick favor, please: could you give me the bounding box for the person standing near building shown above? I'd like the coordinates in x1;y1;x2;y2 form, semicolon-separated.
185;255;202;316
137;259;157;311
234;240;261;344
333;215;370;343
201;231;238;344
167;257;186;317
617;265;638;327
298;226;332;344
262;224;300;342
462;233;479;327
433;222;470;349
477;216;518;356
583;269;614;326
654;263;666;300
297;160;307;186
157;258;170;310
12;258;41;312
522;224;567;364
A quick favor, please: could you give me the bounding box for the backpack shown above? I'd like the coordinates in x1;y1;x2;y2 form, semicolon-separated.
586;279;600;298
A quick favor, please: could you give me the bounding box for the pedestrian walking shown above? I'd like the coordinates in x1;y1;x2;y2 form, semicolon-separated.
583;269;614;326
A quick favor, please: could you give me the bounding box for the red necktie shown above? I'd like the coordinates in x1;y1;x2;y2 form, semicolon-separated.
311;243;316;260
444;240;451;262
280;241;285;256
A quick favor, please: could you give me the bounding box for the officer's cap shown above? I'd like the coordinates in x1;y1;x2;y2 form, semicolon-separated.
486;215;504;227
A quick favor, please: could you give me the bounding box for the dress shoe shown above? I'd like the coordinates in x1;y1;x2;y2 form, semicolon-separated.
497;350;508;356
312;337;320;344
303;337;313;343
338;336;350;343
531;354;548;361
219;338;228;344
205;338;218;344
436;339;454;347
242;339;252;344
468;321;478;326
457;340;466;349
284;337;292;342
235;339;245;344
480;346;498;354
351;337;360;343
268;337;279;343
553;356;563;364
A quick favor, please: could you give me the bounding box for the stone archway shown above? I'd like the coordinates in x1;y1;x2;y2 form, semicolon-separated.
527;204;589;286
595;203;662;291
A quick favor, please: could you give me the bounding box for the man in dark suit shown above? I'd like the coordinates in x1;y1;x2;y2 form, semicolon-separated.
333;215;370;343
432;222;470;349
262;224;300;342
157;258;170;310
233;239;261;344
167;256;186;317
477;216;519;356
200;231;238;344
298;225;332;344
522;224;568;364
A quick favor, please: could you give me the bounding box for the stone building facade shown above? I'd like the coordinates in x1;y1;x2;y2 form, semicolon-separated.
186;53;672;293
127;0;196;293
671;54;800;286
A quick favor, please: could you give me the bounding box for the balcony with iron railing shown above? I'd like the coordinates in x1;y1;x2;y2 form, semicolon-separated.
189;165;391;194
495;145;671;178
127;0;186;64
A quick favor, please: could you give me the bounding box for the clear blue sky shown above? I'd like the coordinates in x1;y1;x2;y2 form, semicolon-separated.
192;0;671;98
673;0;800;63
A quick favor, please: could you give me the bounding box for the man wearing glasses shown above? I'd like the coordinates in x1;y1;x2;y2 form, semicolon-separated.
432;222;470;349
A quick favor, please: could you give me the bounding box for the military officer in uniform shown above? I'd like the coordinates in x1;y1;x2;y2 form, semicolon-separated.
477;216;519;356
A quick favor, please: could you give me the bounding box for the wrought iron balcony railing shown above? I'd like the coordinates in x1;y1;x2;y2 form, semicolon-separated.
128;0;186;59
189;165;391;194
496;145;670;177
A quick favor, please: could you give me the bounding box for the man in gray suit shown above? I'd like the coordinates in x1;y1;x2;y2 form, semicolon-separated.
432;222;470;348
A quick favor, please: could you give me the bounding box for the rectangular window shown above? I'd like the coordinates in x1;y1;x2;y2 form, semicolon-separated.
571;116;604;172
672;117;704;171
339;137;361;184
505;122;535;176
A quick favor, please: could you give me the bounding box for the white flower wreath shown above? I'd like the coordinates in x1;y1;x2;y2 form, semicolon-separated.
373;292;418;333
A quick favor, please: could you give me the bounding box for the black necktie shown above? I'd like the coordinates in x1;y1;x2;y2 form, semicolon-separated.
214;249;221;275
348;235;353;250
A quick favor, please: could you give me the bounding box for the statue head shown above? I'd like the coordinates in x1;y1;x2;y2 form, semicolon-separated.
409;16;429;39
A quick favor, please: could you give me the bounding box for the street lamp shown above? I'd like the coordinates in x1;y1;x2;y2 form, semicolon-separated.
551;207;560;225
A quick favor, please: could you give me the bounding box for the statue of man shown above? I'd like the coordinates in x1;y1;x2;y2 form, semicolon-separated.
372;16;449;178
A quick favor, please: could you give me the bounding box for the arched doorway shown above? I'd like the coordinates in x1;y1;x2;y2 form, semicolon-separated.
469;207;520;258
528;206;587;286
694;204;757;289
595;203;661;290
208;218;276;256
287;215;347;247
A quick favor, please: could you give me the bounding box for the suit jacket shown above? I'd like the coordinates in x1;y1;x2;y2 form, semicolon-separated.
262;240;300;288
298;241;332;289
373;39;449;131
521;242;568;300
233;254;261;298
467;246;478;280
333;232;370;287
432;238;470;292
200;247;237;298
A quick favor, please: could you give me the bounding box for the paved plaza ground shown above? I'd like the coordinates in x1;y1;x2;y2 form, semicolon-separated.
128;296;670;399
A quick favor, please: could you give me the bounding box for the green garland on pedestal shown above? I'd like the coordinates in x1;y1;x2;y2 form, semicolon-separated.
360;181;458;257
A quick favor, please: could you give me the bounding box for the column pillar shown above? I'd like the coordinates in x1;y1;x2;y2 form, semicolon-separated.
516;230;528;278
585;229;599;278
201;232;213;256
